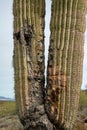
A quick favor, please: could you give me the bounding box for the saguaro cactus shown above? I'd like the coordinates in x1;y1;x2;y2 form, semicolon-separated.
45;0;86;129
13;0;53;130
13;0;86;130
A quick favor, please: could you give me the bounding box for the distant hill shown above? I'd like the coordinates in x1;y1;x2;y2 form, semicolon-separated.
0;96;15;101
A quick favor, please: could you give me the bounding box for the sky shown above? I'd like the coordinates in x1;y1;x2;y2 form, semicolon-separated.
0;0;87;98
81;15;87;89
0;0;14;98
44;0;52;86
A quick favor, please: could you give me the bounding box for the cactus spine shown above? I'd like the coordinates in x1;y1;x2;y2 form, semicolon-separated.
13;0;87;130
45;0;86;129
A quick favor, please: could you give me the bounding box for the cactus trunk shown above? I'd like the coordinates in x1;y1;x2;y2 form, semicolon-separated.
13;0;53;129
45;0;86;129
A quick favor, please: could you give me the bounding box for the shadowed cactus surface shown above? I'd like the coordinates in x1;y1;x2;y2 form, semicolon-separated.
13;0;87;130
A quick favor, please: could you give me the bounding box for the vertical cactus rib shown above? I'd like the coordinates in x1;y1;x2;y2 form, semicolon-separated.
59;0;67;124
14;0;24;115
13;0;16;32
26;0;31;24
64;0;78;127
24;0;26;20
20;0;23;27
53;0;58;67
62;0;73;126
19;0;25;116
46;0;86;130
22;0;30;114
18;43;24;115
13;0;19;112
55;1;63;50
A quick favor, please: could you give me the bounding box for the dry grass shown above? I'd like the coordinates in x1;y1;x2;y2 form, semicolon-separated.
0;101;23;130
79;90;87;107
74;90;87;130
0;101;16;118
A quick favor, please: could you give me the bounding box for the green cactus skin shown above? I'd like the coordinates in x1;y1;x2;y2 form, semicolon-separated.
45;0;86;130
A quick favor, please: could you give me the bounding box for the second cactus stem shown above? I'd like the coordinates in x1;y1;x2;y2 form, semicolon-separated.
45;0;86;130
